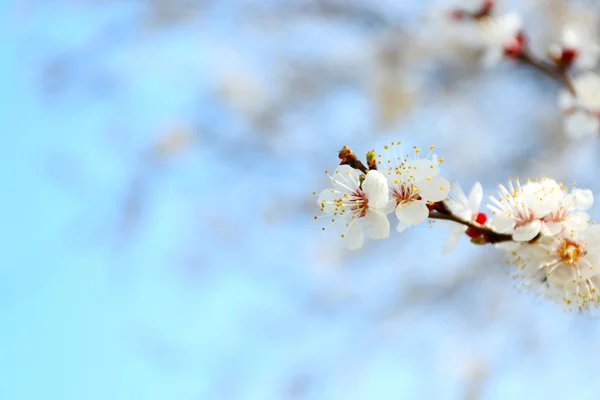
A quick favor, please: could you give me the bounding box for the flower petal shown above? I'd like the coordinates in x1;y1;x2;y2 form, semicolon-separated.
512;220;542;241
317;189;341;213
395;201;429;225
417;176;451;202
362;170;389;209
468;182;483;212
381;199;397;215
342;219;364;250
558;90;576;110
563;211;590;234
396;221;409;233
482;48;502;68
498;13;522;33
585;225;600;248
564;111;600;139
495;241;521;252
331;165;362;192
443;225;466;254
571;189;594;210
542;221;563;236
405;159;439;182
490;215;515;233
361;210;390;240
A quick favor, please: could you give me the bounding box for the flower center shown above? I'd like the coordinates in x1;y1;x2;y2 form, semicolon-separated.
545;207;567;223
393;182;420;204
514;207;535;227
558;239;586;266
349;189;369;218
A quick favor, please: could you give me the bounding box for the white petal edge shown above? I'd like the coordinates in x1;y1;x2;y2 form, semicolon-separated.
512;220;542;242
342;219;364;250
490;215;516;233
468;182;483;212
405;159;440;182
361;210;390;240
417;176;451;202
395;201;429;225
362;170;389;209
572;189;594;210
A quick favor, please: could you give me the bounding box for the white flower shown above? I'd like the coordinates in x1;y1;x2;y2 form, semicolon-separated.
541;185;593;236
478;13;523;67
316;165;393;249
487;177;593;242
563;110;600;139
507;222;600;312
558;72;600;138
442;181;486;253
549;25;600;71
377;142;450;233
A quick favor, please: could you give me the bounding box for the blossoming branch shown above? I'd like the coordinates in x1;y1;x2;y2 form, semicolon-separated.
314;142;598;312
449;0;600;139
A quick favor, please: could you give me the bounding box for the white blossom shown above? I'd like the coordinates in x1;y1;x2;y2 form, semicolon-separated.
442;181;486;253
507;222;600;313
316;165;393;249
377;142;450;233
558;72;600;138
549;25;600;71
478;13;523;67
487;177;592;242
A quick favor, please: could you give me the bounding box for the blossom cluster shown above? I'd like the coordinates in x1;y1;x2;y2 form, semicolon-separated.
315;142;449;249
448;0;600;139
315;142;598;313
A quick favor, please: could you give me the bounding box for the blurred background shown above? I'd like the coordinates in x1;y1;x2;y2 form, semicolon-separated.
4;0;600;399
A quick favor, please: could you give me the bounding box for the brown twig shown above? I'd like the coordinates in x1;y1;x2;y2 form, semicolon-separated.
428;211;514;244
517;50;577;96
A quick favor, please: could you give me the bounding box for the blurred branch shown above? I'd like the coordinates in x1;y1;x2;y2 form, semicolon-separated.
518;49;577;96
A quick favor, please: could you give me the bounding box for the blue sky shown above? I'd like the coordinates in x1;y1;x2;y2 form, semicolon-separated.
3;1;600;399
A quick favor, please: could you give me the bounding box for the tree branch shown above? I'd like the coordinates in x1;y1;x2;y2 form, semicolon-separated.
428;211;514;244
517;50;577;96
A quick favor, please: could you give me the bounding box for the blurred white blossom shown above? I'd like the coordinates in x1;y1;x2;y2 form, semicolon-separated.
559;72;600;138
549;25;600;70
479;13;523;67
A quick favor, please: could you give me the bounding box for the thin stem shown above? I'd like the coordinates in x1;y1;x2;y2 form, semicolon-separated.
343;159;368;174
518;50;577;96
428;211;514;244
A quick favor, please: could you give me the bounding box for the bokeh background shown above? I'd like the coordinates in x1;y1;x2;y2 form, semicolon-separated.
4;0;600;399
